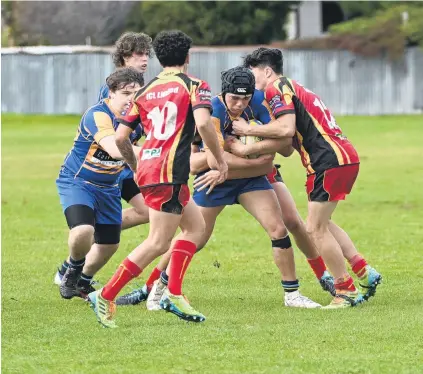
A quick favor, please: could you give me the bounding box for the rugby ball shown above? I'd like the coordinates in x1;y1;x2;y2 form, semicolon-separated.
239;119;263;159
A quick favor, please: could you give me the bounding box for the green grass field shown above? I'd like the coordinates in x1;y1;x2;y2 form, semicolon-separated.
2;114;423;374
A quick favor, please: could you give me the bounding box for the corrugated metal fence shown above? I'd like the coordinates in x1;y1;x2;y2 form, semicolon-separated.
2;46;422;115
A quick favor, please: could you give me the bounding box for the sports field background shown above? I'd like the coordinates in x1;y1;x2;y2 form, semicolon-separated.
2;114;423;373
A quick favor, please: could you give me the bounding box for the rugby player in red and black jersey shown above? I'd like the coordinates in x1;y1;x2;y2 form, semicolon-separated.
87;30;228;327
234;47;382;309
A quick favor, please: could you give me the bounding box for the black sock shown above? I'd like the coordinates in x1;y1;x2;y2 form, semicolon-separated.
69;257;85;268
281;279;299;293
59;260;70;275
77;272;93;288
160;270;168;285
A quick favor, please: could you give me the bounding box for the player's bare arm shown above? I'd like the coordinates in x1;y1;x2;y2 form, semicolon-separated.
232;114;296;139
226;135;289;158
115;125;138;172
99;134;141;163
190;149;272;175
279;143;295;157
194;108;228;189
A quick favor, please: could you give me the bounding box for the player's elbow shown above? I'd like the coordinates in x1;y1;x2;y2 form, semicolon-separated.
195;120;209;131
279;146;295;157
115;131;126;146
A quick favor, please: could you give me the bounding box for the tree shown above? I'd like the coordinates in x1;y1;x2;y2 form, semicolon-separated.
330;2;423;59
126;1;298;46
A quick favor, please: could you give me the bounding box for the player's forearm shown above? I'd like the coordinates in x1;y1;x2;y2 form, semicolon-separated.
228;162;273;180
191;151;256;175
116;138;138;171
246;116;295;139
223;151;255;170
197;122;225;165
244;139;285;157
190;152;208;175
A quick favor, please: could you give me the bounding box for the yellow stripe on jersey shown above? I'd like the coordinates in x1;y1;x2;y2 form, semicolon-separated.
82;164;124;174
295;131;315;175
308;112;345;166
165;125;184;183
93;112;115;143
282;84;294;106
287;78;297;94
86;144;123;170
203;117;224;150
84;180;119;188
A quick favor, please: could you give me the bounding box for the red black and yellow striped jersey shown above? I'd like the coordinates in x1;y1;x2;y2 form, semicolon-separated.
61;99;125;186
265;77;359;175
119;69;212;187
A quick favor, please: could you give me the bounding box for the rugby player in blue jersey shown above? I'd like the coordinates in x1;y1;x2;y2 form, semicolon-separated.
119;67;334;309
56;68;144;299
99;32;153;231
54;32;154;287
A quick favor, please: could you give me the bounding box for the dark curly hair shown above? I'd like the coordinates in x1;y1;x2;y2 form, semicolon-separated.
106;67;144;92
153;30;192;67
244;47;283;74
112;32;153;68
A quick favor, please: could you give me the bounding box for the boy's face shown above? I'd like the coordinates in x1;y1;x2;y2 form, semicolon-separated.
110;82;142;113
124;52;149;73
250;66;269;91
225;93;252;116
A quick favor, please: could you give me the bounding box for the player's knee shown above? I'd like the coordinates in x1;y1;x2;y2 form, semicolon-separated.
266;220;288;240
69;225;94;248
181;215;206;241
147;234;174;256
306;219;327;237
130;201;149;220
283;213;302;234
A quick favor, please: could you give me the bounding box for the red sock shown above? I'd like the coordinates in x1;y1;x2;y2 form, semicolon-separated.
349;254;368;278
167;240;197;296
101;258;142;301
145;267;162;291
335;274;356;292
307;256;327;279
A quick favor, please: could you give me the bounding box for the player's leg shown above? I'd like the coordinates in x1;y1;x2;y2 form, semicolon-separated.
56;175;97;299
79;224;121;296
89;205;182;328
54;175;143;283
272;180;335;295
237;178;321;308
329;221;382;300
306;166;364;308
144;205;224;310
87;184;197;327
120;176;149;230
148;180;236;306
156;191;212;322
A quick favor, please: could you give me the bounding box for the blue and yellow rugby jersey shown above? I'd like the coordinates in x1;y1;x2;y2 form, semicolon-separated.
61;99;126;186
97;84;143;146
208;89;274;147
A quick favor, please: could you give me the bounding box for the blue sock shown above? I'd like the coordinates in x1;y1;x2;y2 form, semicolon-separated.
281;279;299;293
59;260;69;275
160;270;168;285
69;256;85;268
